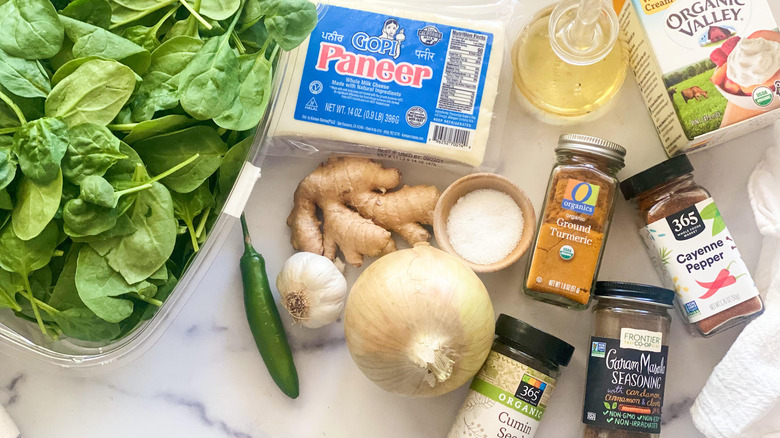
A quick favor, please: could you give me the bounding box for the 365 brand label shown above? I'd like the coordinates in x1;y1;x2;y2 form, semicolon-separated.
448;351;557;438
641;198;760;322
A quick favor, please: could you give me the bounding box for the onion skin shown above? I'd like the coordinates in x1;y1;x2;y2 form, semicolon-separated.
345;243;495;398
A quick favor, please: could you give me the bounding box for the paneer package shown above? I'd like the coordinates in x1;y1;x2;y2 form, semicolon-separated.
266;1;513;168
617;0;780;156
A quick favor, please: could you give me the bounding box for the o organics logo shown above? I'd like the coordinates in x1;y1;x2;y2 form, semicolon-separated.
561;179;600;215
663;0;750;49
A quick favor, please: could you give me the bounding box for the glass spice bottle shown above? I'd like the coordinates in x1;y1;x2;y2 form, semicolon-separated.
525;134;626;309
449;314;575;438
582;282;674;438
620;156;764;337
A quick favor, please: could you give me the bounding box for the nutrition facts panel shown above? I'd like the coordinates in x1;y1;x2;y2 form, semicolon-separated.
437;30;488;114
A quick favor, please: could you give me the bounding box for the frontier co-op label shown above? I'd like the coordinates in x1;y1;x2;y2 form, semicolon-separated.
449;351;557;438
582;332;669;434
641;198;760;323
294;5;493;150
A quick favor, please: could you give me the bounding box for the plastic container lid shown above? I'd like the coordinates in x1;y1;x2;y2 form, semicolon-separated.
495;314;575;367
556;134;626;167
594;281;675;307
620;155;694;200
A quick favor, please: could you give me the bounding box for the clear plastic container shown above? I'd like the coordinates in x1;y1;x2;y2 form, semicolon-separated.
0;54;292;373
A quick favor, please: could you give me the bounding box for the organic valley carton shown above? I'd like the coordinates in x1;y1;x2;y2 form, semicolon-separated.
616;0;780;156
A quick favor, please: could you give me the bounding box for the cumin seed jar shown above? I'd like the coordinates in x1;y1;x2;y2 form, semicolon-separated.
448;314;574;438
525;134;626;309
582;282;674;438
620;156;764;337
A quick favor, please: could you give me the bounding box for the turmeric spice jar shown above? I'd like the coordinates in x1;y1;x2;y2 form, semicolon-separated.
582;282;673;438
525;134;626;309
620;156;764;337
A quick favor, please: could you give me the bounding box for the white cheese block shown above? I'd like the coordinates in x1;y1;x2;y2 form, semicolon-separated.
268;2;505;167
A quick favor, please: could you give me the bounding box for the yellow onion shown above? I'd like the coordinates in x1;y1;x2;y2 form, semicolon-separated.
345;243;495;397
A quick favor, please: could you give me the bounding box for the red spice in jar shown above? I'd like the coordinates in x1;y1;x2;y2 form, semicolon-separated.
620;156;763;337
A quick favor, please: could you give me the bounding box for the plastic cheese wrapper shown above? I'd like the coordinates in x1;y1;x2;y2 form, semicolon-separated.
263;0;517;170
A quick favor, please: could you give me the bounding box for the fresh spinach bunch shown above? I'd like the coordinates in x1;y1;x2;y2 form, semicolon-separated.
0;0;317;343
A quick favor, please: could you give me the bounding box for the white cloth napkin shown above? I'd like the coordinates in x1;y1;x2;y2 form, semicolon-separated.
690;124;780;438
0;404;19;438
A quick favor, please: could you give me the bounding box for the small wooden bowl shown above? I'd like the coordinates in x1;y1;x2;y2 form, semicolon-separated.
433;173;536;273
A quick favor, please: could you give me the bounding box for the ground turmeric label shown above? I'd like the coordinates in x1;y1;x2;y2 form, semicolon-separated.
526;171;614;305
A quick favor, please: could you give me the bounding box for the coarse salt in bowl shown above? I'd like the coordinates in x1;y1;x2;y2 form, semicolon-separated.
433;173;536;273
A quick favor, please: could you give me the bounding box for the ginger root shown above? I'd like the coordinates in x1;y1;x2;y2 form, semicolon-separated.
287;156;440;267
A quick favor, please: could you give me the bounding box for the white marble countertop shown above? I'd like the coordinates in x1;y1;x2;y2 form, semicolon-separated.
1;20;778;438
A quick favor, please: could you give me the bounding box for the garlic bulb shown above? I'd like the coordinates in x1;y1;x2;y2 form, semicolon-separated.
276;252;348;328
345;243;495;398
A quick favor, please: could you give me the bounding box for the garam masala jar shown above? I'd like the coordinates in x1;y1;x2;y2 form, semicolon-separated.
582;282;673;438
525;134;626;309
620;156;764;337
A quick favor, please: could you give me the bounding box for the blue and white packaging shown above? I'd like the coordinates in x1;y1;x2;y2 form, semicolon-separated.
266;0;515;169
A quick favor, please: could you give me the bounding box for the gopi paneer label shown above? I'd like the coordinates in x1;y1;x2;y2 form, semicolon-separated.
294;5;494;151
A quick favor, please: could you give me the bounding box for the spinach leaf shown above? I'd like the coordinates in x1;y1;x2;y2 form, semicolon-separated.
103;141;143;183
28;265;53;302
0;85;45;124
214;53;272;131
217;135;252;195
130;36;203;122
0;220;59;277
241;0;274;25
238;20;268;51
61;0;112;29
178;22;241;120
49;245;84;310
201;0;240;21
141;266;176;320
0;0;65;60
60;15;151;74
171;181;213;251
103;182;177;284
50;55;107;86
0;220;59;332
75;245;148;323
52;306;123;341
0;268;23;311
121;25;163;52
12;117;68;185
45;59;136;127
119;5;179;52
133;125;227;193
0;145;17;191
70;213;136;243
63;198;118;237
264;0;316;51
0;189;11;210
0;50;51;98
79;175;152;208
122;114;197;144
62;123;126;185
12;171;62;241
108;0;178;30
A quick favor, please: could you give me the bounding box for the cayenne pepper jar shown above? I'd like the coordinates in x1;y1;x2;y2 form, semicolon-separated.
449;314;575;438
525;134;626;309
582;282;674;438
620;155;764;337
